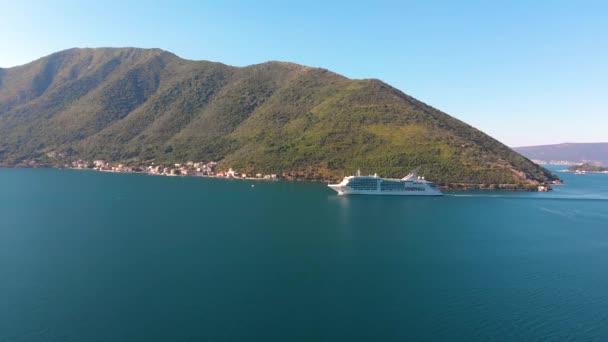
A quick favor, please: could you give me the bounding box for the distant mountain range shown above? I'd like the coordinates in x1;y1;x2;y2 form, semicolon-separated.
0;48;557;188
514;143;608;166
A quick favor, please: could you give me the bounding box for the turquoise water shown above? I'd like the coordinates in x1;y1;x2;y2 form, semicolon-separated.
1;165;607;341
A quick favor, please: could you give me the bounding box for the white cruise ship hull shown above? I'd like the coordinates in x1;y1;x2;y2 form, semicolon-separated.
328;173;443;196
329;185;442;196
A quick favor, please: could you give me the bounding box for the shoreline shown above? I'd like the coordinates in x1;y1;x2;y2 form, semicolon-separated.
0;165;554;191
560;170;608;174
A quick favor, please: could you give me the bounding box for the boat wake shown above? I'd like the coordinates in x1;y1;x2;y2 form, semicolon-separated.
445;193;608;201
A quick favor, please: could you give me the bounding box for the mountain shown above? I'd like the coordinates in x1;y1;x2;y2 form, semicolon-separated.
514;143;608;166
0;48;558;188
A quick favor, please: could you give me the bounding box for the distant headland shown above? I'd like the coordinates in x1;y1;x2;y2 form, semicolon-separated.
514;143;608;167
566;163;608;174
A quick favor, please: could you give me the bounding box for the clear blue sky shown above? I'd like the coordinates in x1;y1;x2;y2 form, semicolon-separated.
1;0;606;146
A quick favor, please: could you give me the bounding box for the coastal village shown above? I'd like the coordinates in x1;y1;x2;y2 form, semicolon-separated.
0;154;559;192
69;159;280;180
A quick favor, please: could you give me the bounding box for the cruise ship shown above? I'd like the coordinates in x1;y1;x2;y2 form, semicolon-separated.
328;170;442;196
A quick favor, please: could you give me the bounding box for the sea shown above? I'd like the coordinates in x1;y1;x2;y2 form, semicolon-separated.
1;165;607;341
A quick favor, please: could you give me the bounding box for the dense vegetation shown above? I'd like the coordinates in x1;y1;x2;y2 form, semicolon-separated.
0;48;558;187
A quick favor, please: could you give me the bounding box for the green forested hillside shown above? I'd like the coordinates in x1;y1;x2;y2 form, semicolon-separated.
0;48;558;187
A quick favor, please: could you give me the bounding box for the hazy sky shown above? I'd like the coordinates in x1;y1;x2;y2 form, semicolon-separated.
1;0;606;146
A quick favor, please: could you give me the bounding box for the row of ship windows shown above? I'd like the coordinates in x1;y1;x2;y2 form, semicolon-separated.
348;181;428;192
380;187;426;191
348;181;379;190
381;184;406;188
349;181;424;185
348;187;427;191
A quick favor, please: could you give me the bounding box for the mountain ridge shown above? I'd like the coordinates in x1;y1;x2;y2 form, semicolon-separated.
0;47;558;188
514;143;608;166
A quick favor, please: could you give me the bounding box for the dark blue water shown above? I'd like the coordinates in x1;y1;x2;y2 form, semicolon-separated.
1;165;607;341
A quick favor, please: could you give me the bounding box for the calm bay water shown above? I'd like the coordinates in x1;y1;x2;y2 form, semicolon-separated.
1;165;607;341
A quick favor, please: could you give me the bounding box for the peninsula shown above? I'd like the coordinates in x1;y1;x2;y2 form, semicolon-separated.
0;48;559;189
